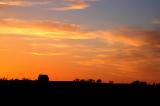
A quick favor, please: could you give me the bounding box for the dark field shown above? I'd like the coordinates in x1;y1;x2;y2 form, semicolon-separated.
0;80;159;97
0;79;159;105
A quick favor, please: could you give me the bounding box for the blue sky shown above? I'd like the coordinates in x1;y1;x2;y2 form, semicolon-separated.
2;0;160;30
47;0;160;29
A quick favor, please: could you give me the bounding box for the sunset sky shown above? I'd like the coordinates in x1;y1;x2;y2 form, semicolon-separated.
0;0;160;83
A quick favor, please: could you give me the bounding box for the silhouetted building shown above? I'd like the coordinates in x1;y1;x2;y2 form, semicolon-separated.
38;74;49;83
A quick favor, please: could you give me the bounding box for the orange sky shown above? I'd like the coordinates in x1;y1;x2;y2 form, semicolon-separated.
0;0;160;83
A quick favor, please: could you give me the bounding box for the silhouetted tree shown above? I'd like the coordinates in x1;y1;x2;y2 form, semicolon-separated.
88;79;95;83
109;81;114;84
22;78;31;81
80;79;86;82
96;79;102;83
74;78;80;82
14;79;19;81
131;80;147;86
0;78;8;81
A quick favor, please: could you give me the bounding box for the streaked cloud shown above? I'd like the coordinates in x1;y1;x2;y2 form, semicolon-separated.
152;19;160;25
54;0;89;11
0;17;159;82
0;18;91;39
0;0;160;83
31;43;71;49
30;52;66;56
0;0;96;11
0;0;50;7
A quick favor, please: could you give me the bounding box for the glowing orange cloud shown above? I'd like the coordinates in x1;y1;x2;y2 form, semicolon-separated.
54;0;89;11
0;0;96;11
0;0;50;7
0;18;92;39
0;18;159;83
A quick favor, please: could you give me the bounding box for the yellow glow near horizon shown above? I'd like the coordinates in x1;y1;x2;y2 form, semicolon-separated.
0;18;159;83
0;26;90;40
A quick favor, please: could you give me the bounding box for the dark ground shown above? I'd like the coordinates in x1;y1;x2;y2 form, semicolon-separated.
0;80;159;105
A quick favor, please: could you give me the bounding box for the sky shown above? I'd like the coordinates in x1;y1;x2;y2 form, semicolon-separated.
0;0;160;83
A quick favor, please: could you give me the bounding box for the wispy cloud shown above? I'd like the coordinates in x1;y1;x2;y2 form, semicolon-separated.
0;17;159;82
53;0;89;11
152;19;160;25
0;0;96;11
0;18;90;39
0;0;50;7
31;43;71;49
30;52;66;56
